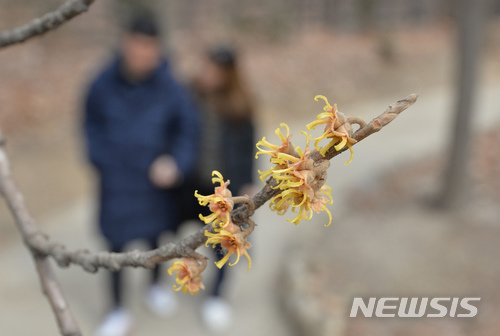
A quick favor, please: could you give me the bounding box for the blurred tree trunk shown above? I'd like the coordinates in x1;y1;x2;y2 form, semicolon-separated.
356;0;374;31
440;0;489;208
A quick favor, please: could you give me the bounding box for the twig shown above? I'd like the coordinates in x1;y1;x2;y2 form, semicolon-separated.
310;93;419;161
0;94;418;274
0;0;95;48
28;224;213;272
251;93;420;206
351;93;419;142
35;257;81;336
0;135;81;336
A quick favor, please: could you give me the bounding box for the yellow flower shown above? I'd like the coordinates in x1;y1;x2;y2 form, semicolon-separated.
253;103;336;226
205;223;252;270
195;171;234;228
167;258;205;295
255;123;297;182
265;132;334;226
273;187;313;225
307;95;356;163
269;194;290;215
256;123;294;159
271;132;315;190
310;185;333;227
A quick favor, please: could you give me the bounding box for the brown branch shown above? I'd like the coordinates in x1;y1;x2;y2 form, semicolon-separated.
0;129;212;273
351;93;419;142
0;94;418;274
29;224;214;272
0;93;417;335
310;93;419;161
35;257;81;336
0;0;95;48
241;93;419;214
0;136;81;336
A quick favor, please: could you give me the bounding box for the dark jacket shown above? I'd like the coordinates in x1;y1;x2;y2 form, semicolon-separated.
217;118;255;194
84;57;199;246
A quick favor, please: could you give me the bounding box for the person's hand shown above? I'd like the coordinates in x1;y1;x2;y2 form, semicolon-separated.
149;155;181;189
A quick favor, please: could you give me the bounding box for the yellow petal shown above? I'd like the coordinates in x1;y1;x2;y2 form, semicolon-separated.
244;250;252;270
276;152;300;162
343;142;354;165
319;140;335;156
258;169;274;182
229;248;241;266
276;123;290;142
211;170;224;185
199;211;219;224
215;252;232;269
306;118;325;131
334;136;347;151
314;95;332;111
323;205;333;227
300;131;311;149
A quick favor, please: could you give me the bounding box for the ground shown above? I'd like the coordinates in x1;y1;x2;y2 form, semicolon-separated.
281;121;500;336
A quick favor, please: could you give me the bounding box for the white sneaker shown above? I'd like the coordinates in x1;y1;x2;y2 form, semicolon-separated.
95;307;133;336
144;284;178;318
201;296;232;333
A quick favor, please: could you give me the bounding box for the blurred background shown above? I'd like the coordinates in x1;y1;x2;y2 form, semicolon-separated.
0;0;499;335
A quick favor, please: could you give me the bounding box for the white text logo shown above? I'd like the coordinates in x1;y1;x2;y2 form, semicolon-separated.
350;297;480;317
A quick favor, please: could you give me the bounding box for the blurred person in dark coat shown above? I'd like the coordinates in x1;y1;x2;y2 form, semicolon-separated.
178;45;256;332
83;13;199;336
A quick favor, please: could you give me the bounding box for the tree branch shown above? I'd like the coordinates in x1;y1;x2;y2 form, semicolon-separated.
0;94;418;275
0;93;417;336
310;93;419;161
0;0;95;48
351;93;419;142
29;224;213;272
35;257;81;336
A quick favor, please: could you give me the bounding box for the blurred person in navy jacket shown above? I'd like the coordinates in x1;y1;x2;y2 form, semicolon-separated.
83;13;199;336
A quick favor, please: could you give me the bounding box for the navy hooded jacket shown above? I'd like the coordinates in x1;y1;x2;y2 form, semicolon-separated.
83;58;199;247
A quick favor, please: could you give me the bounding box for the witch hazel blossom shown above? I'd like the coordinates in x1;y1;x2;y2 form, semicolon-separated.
194;170;254;271
255;122;334;226
205;222;252;270
167;258;205;295
168;171;254;295
168;94;367;295
307;95;357;162
195;171;234;228
256;123;295;159
256;123;297;181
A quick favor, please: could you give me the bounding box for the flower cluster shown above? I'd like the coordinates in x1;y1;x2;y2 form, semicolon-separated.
256;125;333;226
255;95;354;226
307;95;357;163
167;258;205;295
168;95;356;295
195;171;252;270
